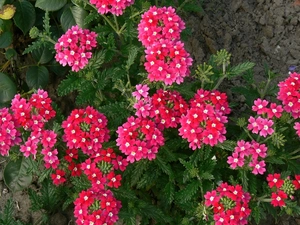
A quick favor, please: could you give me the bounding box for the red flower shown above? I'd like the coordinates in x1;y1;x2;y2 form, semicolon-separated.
267;173;284;189
271;190;288;207
293;175;300;190
51;170;66;186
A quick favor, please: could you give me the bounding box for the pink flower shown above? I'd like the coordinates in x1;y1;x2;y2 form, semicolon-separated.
89;0;134;16
267;103;283;119
294;122;300;137
259;118;274;137
138;6;185;47
250;160;266;175
252;98;269;115
55;25;97;72
247;116;261;134
132;84;149;100
227;152;244;169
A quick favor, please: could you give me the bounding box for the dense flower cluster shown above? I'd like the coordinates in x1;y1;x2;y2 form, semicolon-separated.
61;106;110;155
89;0;134;16
204;183;251;225
227;140;267;175
0;90;57;167
0;108;21;156
138;6;185;47
116;116;164;162
144;39;193;85
133;87;188;129
277;72;300;119
138;6;192;85
74;189;121;225
267;174;298;207
179;89;231;150
55;25;97;72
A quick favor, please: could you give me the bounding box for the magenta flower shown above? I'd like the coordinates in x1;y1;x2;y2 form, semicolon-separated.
252;98;269;115
132;84;149;100
250;160;266;175
227;152;244;169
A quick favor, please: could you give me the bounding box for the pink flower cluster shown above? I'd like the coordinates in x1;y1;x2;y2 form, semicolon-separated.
247;98;283;137
0;108;21;156
227;140;267;175
144;39;193;85
138;6;185;47
55;25;97;72
204;183;251;225
116;116;164;163
72;149;126;224
278;72;300;118
133;86;188;129
267;173;299;207
89;0;134;16
61;106;110;155
0;90;59;169
74;189;121;225
179;89;231;150
138;6;192;85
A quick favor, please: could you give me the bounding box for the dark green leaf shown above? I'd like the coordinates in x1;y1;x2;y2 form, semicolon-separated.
31;45;54;64
60;6;76;31
35;0;67;11
71;6;88;28
13;0;35;34
0;72;16;103
3;158;33;192
0;199;14;225
26;66;49;89
5;48;17;60
0;31;12;48
125;45;139;70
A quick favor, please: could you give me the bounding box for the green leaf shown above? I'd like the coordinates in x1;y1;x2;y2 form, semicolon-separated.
215;140;237;151
13;0;35;34
57;73;82;96
60;6;76;32
0;199;14;225
3;158;33;192
176;180;200;203
5;48;17;60
125;45;139;70
26;66;49;89
35;0;67;11
0;31;12;48
228;61;255;78
163;182;175;205
31;45;54;64
0;72;16;103
71;6;88;28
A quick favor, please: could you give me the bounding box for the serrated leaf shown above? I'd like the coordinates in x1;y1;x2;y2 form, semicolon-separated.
229;61;255;77
57;73;82;96
176;180;200;203
0;31;12;48
26;65;49;89
125;45;139;70
13;0;35;34
3;158;33;192
215;140;237;151
23;40;45;55
35;0;67;11
155;155;174;178
163;182;175;204
0;199;14;225
0;72;16;103
88;50;106;69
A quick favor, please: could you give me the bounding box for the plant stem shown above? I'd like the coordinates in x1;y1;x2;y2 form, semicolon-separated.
101;14;119;35
113;15;120;31
178;0;192;11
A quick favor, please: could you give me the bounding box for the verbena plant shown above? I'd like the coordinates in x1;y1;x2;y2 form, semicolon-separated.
0;0;300;225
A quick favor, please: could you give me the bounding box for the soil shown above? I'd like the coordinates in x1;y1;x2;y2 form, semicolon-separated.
0;0;300;224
